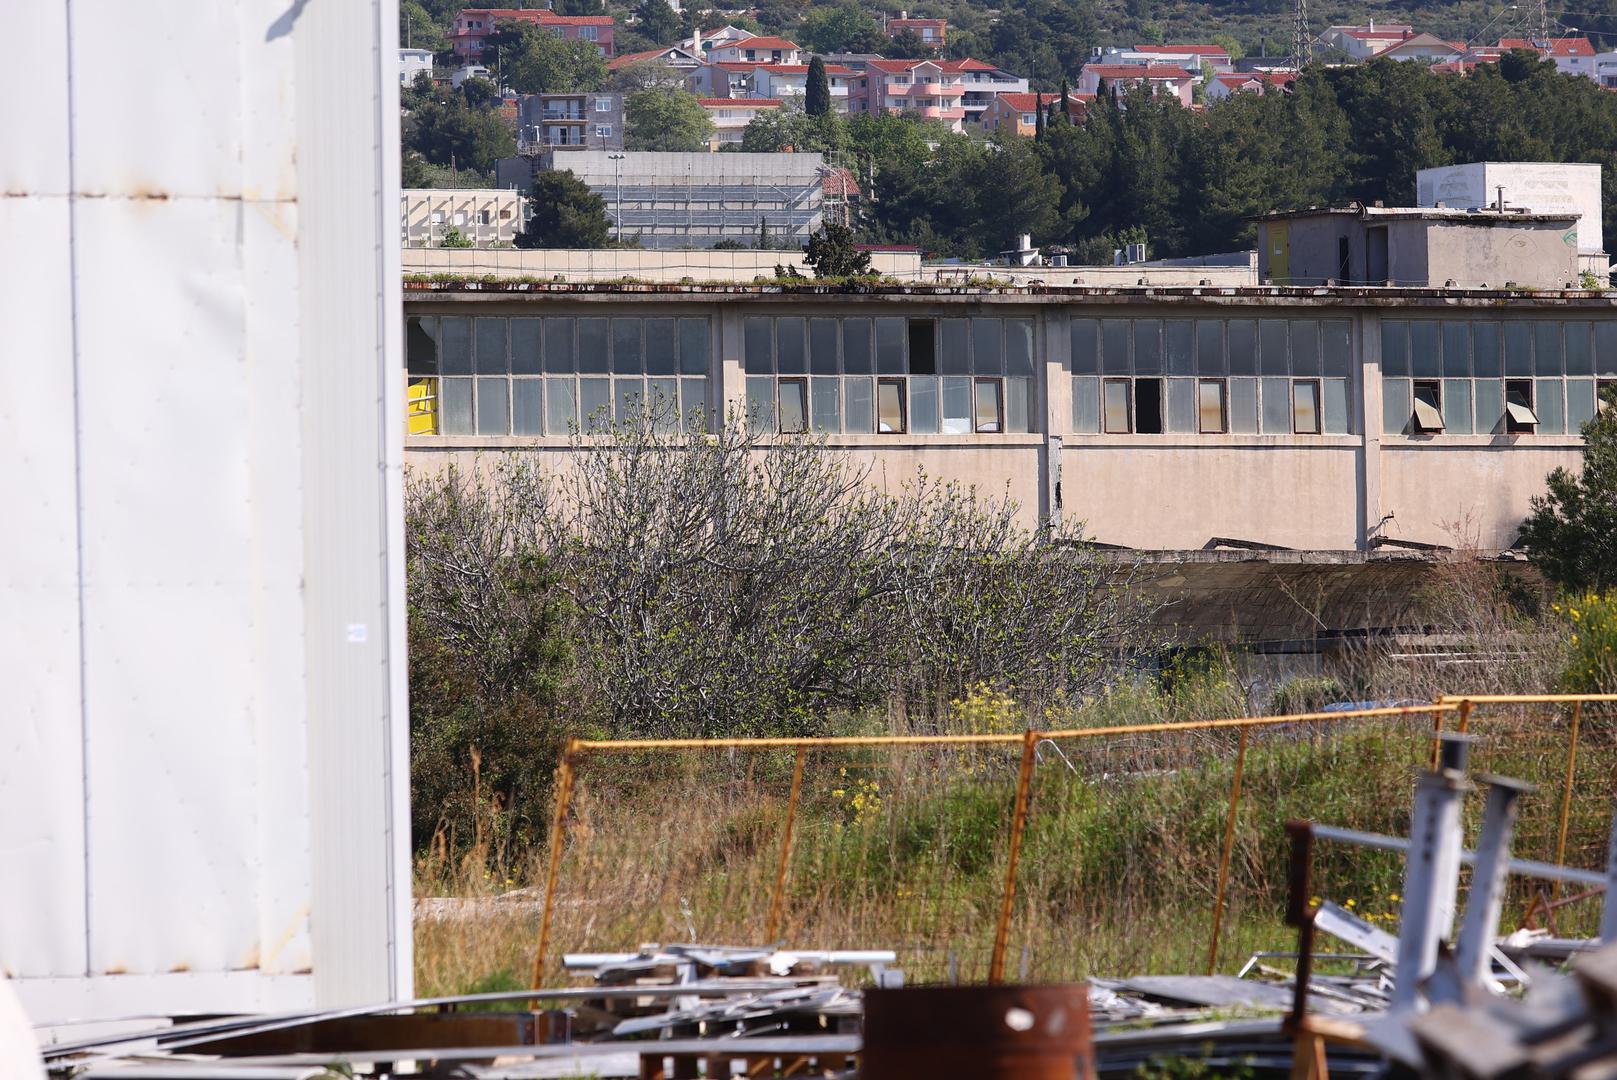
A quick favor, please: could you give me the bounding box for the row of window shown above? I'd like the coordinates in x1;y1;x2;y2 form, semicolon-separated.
743;316;1036;378
408;375;709;436
746;375;1032;435
1072;318;1355;378
407;316;711;377
1381;320;1617;379
1073;376;1352;435
1384;377;1616;436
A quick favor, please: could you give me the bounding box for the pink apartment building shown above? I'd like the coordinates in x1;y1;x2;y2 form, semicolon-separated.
862;58;1027;129
450;8;615;60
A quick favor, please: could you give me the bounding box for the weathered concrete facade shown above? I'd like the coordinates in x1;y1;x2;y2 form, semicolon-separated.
402;283;1614;559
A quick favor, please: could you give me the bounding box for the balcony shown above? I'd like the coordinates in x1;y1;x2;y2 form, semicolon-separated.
905;81;964;97
542;109;585;120
914;105;966;120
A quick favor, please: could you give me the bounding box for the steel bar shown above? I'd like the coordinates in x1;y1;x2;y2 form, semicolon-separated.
1311;825;1609;887
1392;755;1470;1011
1437;694;1617;704
989;730;1039;984
1456;776;1533;983
1207;726;1251;976
532;741;579;990
1552;701;1584;902
1601;804;1617;943
765;746;809;944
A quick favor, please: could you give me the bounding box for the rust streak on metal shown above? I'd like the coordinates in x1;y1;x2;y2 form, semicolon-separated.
531;740;579;991
765;746;809;944
1207;725;1250;976
990;730;1040;985
1552;700;1583;901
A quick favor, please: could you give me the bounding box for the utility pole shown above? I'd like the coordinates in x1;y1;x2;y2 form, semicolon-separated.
609;152;625;242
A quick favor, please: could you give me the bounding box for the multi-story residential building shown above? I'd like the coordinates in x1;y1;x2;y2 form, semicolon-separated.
689;62;762;99
1205;71;1296;100
861;58;1025;129
1075;64;1195;105
1495;36;1597;76
705;36;805;64
685;24;756;56
450;8;615;61
884;16;947;48
1092;44;1233;72
700;98;782;146
1318;22;1416;60
749;63;860;111
979;92;1090;136
400;47;434;86
515;92;624;151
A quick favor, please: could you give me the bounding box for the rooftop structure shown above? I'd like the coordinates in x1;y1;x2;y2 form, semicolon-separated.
1417;161;1606;276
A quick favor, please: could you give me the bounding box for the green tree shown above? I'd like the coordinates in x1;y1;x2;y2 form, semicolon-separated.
625;87;715;150
516;170;613;249
403;84;516;175
1520;388;1617;593
440;225;474;248
400;0;449;52
798;2;886;53
885;28;937;58
635;0;680;45
803;220;873;277
805;55;832;117
498;22;608;93
608;57;688;93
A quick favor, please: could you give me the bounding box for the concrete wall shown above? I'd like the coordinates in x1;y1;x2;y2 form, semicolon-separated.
1418;161;1604;256
403;246;923;280
1261;213;1580;287
402;189;529;248
1422;218;1580;289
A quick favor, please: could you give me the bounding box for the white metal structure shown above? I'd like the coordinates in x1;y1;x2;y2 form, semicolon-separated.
1;0;410;1031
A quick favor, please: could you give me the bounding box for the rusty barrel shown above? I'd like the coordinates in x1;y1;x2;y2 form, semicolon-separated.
861;984;1093;1080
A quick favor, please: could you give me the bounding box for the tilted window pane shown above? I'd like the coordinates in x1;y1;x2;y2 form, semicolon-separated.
843;318;873;374
810;318;840;374
512;318;542;374
1322;320;1351;378
1472;322;1502;378
679;318;709;375
1474;379;1504;435
1567;378;1596;428
1536;377;1565;433
546;377;577;433
442;377;474;433
1166;320;1194;375
744;317;773;373
614;377;643;425
1006;319;1034;377
1293;381;1320;434
1565;322;1593;376
1443;378;1472;434
1102;380;1131;433
644;318;677;375
811;377;840;433
845;376;874;433
942;376;972;434
940;319;970;374
910;376;940;433
1290;320;1320;376
1323;378;1349;433
1072;376;1099;433
1441;322;1470;378
1504;323;1532;377
1380;319;1409;377
778;380;807;433
440;316;472;375
875;318;906;374
746;375;776;430
1382;378;1409;435
476;317;509;374
1166;377;1196;433
1071;318;1100;374
1260;377;1292;434
973;319;1004;375
1409;322;1440;378
1259;320;1289;375
1133;319;1163;375
1534;323;1563;376
1102;319;1130;375
974;379;1003;433
679;377;707;432
1229;377;1258;433
512;378;543;434
1227;320;1256;376
545;318;576;373
1196;320;1227;375
1005;377;1029;433
648;377;679;432
1198;380;1225;433
579;376;611;430
407;316;438;376
578;318;610;374
1412;381;1443;433
877;380;905;433
777;317;806;374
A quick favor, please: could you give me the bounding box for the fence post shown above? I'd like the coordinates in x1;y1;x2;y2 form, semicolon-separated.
990;729;1040;985
1552;700;1584;900
1456;698;1473;734
531;739;580;989
1428;699;1447;769
1206;725;1251;976
764;745;808;944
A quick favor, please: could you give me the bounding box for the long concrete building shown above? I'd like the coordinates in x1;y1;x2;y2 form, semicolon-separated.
402;280;1616;644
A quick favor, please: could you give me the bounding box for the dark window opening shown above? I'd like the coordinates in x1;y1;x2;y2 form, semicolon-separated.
1134;377;1164;434
907;319;937;374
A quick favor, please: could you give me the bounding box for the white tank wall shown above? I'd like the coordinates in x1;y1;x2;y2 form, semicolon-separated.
1418;162;1604;256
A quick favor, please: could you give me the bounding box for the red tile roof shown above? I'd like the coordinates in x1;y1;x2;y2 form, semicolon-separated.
1085;63;1194;78
717;36;801;50
698;97;782;107
1498;36;1595;56
995;91;1086;111
608;46;693;68
937;58;1000;71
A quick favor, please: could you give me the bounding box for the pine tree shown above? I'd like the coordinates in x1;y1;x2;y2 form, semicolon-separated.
1060;78;1072;121
1034;98;1045;140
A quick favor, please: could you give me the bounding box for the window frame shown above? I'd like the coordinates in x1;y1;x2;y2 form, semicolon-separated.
1196;378;1227;434
973;377;1004;433
777;376;809;434
876;377;907;434
1292;378;1322;435
1411;379;1444;433
1504;378;1538;433
1102;378;1133;434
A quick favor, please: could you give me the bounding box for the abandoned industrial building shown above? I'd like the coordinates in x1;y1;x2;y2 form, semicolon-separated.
403;284;1616;564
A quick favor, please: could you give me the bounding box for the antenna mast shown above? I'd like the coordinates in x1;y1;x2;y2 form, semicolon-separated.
1293;0;1313;68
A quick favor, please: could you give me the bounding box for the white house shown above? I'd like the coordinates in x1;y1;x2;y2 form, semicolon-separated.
1319;22;1416;59
400;46;433;85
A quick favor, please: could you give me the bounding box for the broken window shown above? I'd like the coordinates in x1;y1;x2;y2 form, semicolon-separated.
1505;379;1538;433
1411;380;1444;433
1198;379;1226;434
974;378;1003;433
778;378;808;433
1132;377;1163;433
1293;379;1321;434
1102;379;1132;433
877;378;906;433
908;319;937;374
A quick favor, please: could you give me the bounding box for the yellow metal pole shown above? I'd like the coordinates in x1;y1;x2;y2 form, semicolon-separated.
1207;726;1250;976
531;740;579;989
1428;700;1446;769
1456;698;1473;734
990;729;1040;985
1551;701;1583;901
764;746;808;944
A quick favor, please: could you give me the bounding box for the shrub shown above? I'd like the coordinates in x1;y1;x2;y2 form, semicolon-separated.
1558;592;1617;692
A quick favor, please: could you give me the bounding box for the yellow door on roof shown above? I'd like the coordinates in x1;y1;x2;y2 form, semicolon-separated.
1268;221;1290;284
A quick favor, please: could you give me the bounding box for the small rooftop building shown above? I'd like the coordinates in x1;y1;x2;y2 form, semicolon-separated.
1254;205;1581;288
1417;162;1606;278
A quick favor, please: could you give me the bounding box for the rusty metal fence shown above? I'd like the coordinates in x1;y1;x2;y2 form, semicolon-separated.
528;695;1617;987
